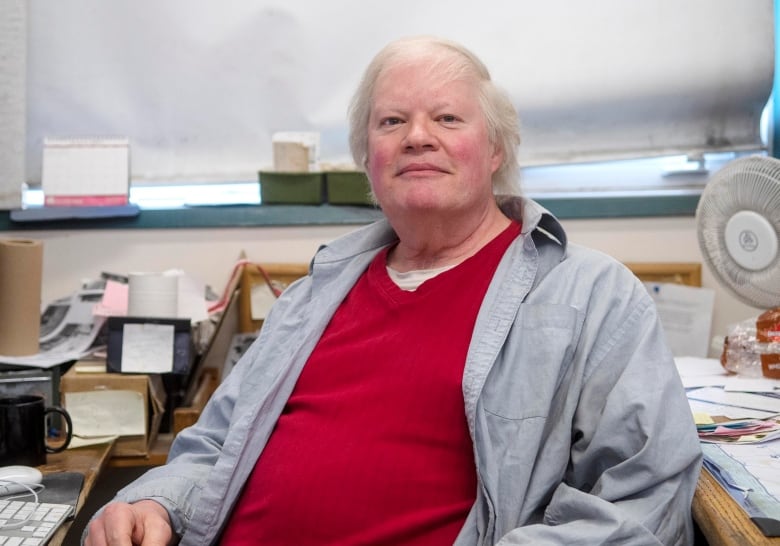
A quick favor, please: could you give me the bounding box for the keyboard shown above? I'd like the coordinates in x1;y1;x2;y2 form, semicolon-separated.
0;499;73;545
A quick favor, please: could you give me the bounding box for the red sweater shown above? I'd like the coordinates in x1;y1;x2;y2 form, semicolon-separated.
221;222;520;545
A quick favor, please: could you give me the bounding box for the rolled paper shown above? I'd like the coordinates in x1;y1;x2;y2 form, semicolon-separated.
0;239;43;356
127;272;179;318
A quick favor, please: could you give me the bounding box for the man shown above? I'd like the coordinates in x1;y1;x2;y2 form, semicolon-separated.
85;36;702;545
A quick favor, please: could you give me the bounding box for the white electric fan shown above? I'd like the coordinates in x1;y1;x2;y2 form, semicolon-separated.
695;154;780;309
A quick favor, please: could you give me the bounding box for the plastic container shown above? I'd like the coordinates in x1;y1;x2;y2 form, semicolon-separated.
259;171;324;205
325;171;374;206
721;312;780;378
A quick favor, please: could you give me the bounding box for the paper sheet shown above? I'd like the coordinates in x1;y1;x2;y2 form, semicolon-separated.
676;357;780;391
645;282;715;357
687;387;780;413
0;289;105;368
66;390;145;437
688;398;778;420
68;435;118;449
250;282;277;321
675;356;731;388
93;280;129;317
121;323;175;373
703;442;780;534
724;377;780;393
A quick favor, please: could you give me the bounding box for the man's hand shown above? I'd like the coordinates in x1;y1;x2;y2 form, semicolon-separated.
84;500;174;546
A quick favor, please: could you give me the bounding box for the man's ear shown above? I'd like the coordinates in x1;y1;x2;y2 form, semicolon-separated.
490;143;504;175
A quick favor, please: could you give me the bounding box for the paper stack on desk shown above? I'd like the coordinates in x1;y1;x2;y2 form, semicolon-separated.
702;442;780;536
677;357;780;536
697;418;780;444
687;386;780;419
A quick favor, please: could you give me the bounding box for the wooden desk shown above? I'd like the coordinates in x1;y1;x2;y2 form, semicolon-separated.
41;440;115;546
109;433;173;468
694;467;780;546
48;437;780;545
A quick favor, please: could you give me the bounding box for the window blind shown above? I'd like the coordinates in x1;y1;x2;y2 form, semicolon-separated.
18;0;775;186
0;0;25;208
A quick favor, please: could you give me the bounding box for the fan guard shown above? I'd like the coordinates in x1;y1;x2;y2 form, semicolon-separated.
696;155;780;309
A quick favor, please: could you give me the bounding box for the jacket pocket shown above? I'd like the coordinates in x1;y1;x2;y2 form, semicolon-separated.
481;303;580;421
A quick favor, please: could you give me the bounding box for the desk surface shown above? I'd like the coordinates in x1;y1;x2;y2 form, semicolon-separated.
694;467;780;546
42;441;114;546
109;433;173;468
109;436;780;546
44;437;780;545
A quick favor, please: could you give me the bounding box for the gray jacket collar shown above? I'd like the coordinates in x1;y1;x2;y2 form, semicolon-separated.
311;195;567;269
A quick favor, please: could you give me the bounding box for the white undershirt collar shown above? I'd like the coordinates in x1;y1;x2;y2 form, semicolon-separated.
386;264;456;291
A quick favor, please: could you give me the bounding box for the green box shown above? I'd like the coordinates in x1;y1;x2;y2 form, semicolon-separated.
259;171;325;205
325;171;374;206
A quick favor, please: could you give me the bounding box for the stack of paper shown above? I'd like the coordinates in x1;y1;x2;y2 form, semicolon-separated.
702;442;780;536
677;357;780;536
697;418;780;444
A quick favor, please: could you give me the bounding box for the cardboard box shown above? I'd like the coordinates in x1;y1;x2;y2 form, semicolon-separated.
271;132;320;172
60;367;166;457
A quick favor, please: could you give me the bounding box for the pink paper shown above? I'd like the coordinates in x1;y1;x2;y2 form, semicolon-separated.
93;280;129;316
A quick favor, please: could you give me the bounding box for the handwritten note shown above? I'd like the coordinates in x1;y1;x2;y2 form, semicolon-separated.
121;323;174;373
66;390;145;437
645;282;715;357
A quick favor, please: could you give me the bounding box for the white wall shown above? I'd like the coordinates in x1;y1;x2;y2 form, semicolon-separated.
5;217;762;357
560;216;762;355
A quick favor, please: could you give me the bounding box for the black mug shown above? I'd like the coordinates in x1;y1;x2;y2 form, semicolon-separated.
0;394;73;466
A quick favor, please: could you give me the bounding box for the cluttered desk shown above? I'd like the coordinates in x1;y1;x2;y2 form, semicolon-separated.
0;261;308;545
0;440;114;546
694;458;780;546
678;355;780;545
42;441;115;546
2;257;779;545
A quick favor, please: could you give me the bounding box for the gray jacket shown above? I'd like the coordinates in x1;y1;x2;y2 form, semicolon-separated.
104;197;702;545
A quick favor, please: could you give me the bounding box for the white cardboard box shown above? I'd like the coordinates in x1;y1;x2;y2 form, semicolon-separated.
42;137;130;206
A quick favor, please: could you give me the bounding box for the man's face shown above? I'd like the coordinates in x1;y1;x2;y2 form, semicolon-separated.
365;61;503;220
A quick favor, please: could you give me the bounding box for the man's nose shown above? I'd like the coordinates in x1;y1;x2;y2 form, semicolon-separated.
403;118;437;150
